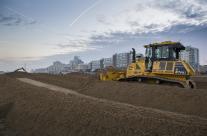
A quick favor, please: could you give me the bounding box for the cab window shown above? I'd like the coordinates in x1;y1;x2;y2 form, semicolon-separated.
145;47;152;58
155;46;169;59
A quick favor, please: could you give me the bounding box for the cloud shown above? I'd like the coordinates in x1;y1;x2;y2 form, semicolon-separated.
0;13;36;26
51;0;207;56
96;14;111;25
83;0;207;51
0;14;21;25
0;7;36;26
96;0;207;35
55;37;100;54
89;31;162;49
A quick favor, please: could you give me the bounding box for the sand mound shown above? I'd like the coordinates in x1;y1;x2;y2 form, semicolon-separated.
19;73;207;118
0;75;207;136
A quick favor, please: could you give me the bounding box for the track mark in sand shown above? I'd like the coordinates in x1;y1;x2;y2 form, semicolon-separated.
17;78;164;110
17;78;148;114
17;78;128;102
18;78;80;95
17;78;141;107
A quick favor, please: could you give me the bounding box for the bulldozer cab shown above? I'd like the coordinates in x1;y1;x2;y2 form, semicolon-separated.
144;41;185;71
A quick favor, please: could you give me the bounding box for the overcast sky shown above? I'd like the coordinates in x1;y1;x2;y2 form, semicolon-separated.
0;0;207;71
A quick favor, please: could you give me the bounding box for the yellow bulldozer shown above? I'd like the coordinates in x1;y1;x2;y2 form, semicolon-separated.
99;41;196;88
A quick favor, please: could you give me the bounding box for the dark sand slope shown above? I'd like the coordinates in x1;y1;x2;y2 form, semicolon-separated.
0;75;207;136
0;103;18;136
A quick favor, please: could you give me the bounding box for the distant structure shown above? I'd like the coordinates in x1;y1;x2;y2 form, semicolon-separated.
113;52;132;69
32;68;48;73
70;56;84;70
180;46;199;71
89;60;102;71
33;51;143;74
76;64;89;72
88;51;143;71
33;61;69;74
103;57;113;68
47;61;67;74
200;65;207;74
33;56;87;74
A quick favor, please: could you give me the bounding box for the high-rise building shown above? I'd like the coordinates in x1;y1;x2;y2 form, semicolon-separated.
33;61;70;74
76;64;89;72
103;57;113;68
100;59;104;69
47;61;67;74
200;65;207;74
70;56;84;70
90;60;101;71
180;46;199;71
113;52;132;69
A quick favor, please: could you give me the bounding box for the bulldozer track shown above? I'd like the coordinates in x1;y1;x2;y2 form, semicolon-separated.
120;76;197;89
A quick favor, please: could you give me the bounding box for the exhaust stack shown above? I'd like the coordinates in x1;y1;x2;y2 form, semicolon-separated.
132;48;136;63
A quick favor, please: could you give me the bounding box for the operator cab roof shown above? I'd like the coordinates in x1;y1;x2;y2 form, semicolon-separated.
144;41;185;50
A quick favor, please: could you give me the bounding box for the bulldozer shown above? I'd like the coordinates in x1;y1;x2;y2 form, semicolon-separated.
99;41;196;88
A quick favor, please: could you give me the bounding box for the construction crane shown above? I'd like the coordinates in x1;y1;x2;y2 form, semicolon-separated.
99;41;196;88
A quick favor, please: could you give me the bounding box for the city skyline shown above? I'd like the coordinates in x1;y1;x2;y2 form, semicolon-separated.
33;44;200;74
1;0;207;71
32;50;134;74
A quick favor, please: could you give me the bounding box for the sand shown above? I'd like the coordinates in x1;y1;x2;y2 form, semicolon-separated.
0;73;207;136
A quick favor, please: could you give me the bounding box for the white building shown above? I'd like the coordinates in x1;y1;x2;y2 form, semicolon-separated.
76;64;89;72
32;68;48;73
113;52;132;69
180;46;199;71
90;60;101;71
103;57;113;68
70;56;84;70
33;61;69;74
200;65;207;74
47;61;67;74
